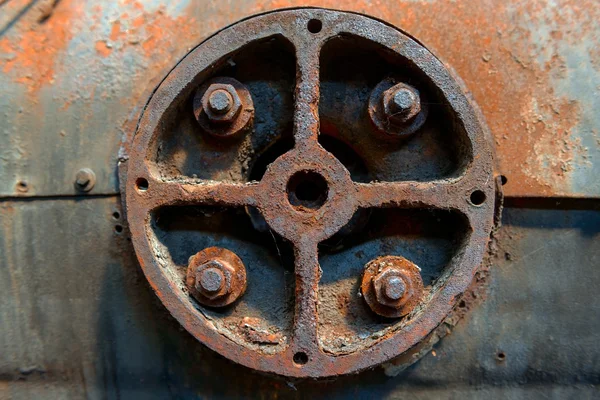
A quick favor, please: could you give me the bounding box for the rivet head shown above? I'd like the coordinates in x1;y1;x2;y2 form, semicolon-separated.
74;168;96;192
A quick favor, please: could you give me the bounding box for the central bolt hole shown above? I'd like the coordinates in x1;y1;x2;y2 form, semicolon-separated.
287;171;329;210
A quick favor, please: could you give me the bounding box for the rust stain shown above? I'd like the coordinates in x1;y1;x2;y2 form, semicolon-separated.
109;20;122;42
0;0;83;94
94;40;112;57
239;317;283;345
137;11;196;57
1;1;596;197
114;3;202;154
91;3;199;62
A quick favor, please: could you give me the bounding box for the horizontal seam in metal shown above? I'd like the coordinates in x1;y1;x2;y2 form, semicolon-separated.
0;193;119;203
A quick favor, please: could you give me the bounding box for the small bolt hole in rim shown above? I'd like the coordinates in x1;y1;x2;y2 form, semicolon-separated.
307;19;322;33
293;351;309;365
500;175;508;185
287;171;329;210
114;224;123;234
470;190;486;206
136;178;149;192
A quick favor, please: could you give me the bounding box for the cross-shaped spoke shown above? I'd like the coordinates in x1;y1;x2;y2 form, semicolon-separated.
134;177;259;213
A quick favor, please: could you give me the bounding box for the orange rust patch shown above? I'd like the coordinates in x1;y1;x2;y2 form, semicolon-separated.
95;40;112;57
0;0;83;94
114;4;203;155
2;0;593;198
132;15;145;29
110;21;122;41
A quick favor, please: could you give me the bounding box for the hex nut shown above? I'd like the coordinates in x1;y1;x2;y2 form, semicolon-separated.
200;84;242;124
361;256;424;318
372;268;414;308
193;260;233;300
193;77;254;138
382;84;421;124
368;78;428;139
186;247;247;307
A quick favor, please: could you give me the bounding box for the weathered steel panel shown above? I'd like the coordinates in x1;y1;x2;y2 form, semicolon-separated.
1;0;599;198
1;199;598;397
1;1;599;398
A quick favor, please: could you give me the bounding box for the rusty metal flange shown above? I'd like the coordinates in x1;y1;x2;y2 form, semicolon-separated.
124;8;497;378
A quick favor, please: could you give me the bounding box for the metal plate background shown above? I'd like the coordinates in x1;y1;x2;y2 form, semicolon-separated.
1;201;598;398
1;0;600;398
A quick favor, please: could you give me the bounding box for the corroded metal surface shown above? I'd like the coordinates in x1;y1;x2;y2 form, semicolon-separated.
123;9;497;377
1;0;598;198
368;79;428;139
0;0;599;397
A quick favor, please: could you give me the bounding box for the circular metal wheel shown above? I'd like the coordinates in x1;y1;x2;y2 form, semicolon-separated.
124;8;497;378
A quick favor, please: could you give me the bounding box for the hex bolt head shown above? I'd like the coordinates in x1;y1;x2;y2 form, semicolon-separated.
200;83;242;124
193;259;232;300
383;84;421;124
391;88;417;115
383;276;406;301
74;168;96;192
368;79;428;139
207;89;233;115
361;256;425;318
193;77;255;137
372;269;414;308
186;247;247;307
196;266;225;294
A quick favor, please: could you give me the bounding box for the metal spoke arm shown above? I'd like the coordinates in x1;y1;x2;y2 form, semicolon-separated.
136;177;259;211
290;36;323;149
354;180;467;211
